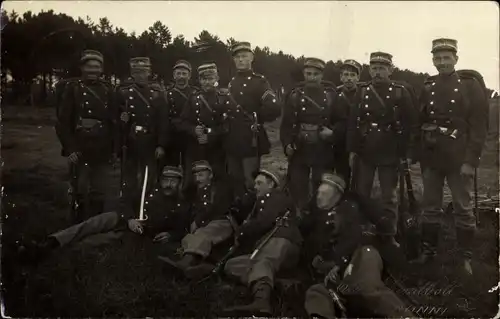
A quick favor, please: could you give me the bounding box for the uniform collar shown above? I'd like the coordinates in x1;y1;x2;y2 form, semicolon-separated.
237;69;253;76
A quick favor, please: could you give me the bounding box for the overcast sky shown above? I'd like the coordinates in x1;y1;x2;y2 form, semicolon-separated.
4;1;499;90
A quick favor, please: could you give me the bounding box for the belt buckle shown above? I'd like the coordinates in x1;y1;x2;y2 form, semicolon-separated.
135;125;144;132
371;123;378;128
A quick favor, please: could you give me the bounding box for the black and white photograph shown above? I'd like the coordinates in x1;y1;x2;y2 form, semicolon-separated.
0;1;499;317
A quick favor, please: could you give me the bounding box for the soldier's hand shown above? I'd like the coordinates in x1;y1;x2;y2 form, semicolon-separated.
153;232;171;243
326;265;341;284
460;163;475;177
128;219;144;234
406;158;413;166
349;152;357;168
68;152;80;164
312;255;324;269
190;221;198;233
195;125;204;136
120;112;130;123
285;144;295;157
319;127;333;140
198;134;208;145
155;147;165;159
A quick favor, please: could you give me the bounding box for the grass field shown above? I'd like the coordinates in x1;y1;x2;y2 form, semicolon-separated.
1;104;499;318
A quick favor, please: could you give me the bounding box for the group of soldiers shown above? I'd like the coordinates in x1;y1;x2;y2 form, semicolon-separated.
19;37;489;318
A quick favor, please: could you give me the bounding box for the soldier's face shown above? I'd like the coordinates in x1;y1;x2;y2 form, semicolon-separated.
432;51;458;75
303;67;323;86
340;69;359;89
173;68;190;87
200;74;219;91
233;51;254;70
194;170;213;188
254;175;274;197
81;60;103;79
160;177;181;196
316;184;342;210
131;68;151;83
369;63;392;83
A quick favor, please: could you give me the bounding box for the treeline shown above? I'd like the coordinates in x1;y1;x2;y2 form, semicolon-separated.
0;9;493;105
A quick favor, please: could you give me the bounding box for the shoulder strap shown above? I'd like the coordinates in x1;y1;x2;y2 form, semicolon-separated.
198;94;214;113
172;87;188;100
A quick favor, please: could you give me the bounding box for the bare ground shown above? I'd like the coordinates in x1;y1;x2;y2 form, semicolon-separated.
1;105;499;318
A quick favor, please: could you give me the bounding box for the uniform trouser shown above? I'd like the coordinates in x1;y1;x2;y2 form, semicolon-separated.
123;153;158;209
288;154;328;210
355;158;398;236
224;237;300;287
227;155;260;198
421;166;476;257
74;159;116;220
181;219;233;258
304;245;414;319
51;211;125;248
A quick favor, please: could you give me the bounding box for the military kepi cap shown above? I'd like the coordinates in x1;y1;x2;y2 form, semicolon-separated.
231;41;253;56
341;59;362;75
369;52;393;66
304;57;326;71
162;165;183;178
253;168;280;187
198;62;218;76
81;49;103;64
192;160;212;173
320;172;346;193
173;60;192;73
431;38;458;53
130;57;151;69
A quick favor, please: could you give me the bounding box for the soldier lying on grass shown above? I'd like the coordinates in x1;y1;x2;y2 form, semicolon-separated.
17;166;191;265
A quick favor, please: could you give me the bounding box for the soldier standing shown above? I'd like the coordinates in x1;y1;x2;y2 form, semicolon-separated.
334;59;363;188
163;60;197;172
414;39;488;275
346;52;417;243
56;49;118;221
116;57;170;210
175;62;229;195
280;58;342;210
226;42;282;198
302;173;414;318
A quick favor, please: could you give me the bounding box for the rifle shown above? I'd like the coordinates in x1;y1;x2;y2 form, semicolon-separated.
474;168;479;226
399;159;421;260
323;276;348;317
120;100;129;200
250;210;291;260
68;162;79;222
196;200;259;284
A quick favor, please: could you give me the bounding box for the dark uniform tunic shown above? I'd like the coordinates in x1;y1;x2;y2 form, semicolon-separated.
301;192;414;319
119;187;192;240
418;71;488;258
333;84;360;187
116;80;170;207
280;81;343;208
57;77;118;218
224;189;302;288
175;88;229;183
346;80;416;235
164;85;198;168
225;70;281;197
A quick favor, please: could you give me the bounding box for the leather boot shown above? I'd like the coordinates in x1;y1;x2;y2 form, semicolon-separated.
456;227;475;276
411;222;440;264
222;279;273;316
158;253;200;272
